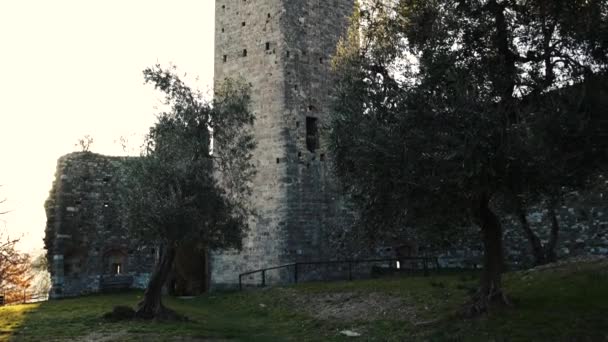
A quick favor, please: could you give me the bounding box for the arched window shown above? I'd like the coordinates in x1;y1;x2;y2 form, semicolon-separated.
104;249;127;275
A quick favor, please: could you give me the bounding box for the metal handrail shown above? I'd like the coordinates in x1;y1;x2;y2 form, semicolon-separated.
239;263;297;277
238;256;439;290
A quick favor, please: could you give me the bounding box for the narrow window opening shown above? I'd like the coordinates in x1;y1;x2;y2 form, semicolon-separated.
221;27;225;32
276;158;280;164
286;51;290;58
320;153;326;161
267;13;271;18
242;21;246;27
319;57;324;64
222;5;225;9
266;42;270;50
223;55;227;63
243;49;248;57
112;263;122;275
294;85;298;90
306;117;319;152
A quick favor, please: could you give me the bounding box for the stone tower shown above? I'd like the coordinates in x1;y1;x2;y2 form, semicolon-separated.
211;0;355;287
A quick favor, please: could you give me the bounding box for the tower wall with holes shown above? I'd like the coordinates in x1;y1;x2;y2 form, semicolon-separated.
44;152;157;298
211;0;355;288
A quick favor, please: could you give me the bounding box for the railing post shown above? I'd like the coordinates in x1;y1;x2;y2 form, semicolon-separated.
348;262;353;281
294;263;299;284
261;270;266;287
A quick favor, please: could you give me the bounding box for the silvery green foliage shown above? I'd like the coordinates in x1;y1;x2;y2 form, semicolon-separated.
122;65;255;251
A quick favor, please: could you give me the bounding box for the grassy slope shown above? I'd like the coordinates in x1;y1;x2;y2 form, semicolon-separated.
1;258;607;341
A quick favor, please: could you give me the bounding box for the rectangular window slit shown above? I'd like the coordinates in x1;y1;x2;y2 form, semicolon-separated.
306;117;319;152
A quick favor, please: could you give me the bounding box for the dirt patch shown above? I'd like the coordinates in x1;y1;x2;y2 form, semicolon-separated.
75;332;228;342
519;256;608;275
277;289;417;322
75;331;129;342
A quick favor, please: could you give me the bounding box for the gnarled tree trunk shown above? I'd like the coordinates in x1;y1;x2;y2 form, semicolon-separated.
135;243;182;320
514;198;547;265
516;198;561;266
466;194;510;316
545;202;560;263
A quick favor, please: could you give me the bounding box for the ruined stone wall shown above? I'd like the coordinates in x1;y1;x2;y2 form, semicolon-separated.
429;188;608;269
502;191;608;268
211;0;355;288
45;152;156;298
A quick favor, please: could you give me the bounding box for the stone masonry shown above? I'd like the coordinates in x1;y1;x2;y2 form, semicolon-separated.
211;0;356;288
44;152;156;298
45;0;359;295
45;2;608;296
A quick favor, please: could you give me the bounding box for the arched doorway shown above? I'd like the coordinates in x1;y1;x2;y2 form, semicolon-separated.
168;244;209;296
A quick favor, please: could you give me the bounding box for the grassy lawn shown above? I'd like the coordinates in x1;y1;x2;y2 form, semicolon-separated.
2;257;607;341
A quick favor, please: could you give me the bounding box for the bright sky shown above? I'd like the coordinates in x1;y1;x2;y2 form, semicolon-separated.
0;1;215;254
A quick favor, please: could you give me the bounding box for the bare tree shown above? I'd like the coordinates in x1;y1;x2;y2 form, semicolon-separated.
75;135;94;152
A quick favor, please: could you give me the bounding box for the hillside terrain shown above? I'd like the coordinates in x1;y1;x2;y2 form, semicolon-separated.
1;257;606;341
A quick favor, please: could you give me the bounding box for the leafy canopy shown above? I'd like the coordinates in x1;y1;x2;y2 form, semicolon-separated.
124;65;255;250
330;0;608;239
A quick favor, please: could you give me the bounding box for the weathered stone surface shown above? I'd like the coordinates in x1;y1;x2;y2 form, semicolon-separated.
428;187;608;270
46;2;606;296
46;1;358;294
501;191;608;269
211;0;356;288
44;152;156;298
